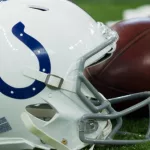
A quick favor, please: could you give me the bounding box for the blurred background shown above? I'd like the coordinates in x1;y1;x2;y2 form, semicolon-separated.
72;0;150;26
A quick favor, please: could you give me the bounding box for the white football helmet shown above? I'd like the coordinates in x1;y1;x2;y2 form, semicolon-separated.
1;0;150;150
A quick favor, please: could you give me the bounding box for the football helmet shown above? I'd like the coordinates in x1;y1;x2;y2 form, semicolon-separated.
0;0;150;150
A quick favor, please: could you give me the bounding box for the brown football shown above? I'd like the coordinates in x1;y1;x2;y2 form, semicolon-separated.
84;17;150;116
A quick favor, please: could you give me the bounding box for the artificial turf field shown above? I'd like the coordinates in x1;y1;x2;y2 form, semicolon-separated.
72;0;150;150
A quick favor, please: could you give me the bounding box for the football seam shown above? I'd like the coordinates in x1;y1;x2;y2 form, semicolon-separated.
92;79;133;95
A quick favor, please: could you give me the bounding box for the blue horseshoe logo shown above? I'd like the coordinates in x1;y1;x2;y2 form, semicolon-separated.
0;22;51;99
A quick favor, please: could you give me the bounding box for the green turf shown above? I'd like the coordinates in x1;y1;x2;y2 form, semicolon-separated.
82;118;150;150
73;0;150;23
71;0;150;150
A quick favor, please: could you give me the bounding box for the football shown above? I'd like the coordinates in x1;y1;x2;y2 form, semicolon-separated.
84;17;150;116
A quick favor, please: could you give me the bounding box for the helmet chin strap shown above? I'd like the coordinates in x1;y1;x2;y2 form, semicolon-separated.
23;67;99;99
21;112;95;150
23;67;75;92
21;112;70;150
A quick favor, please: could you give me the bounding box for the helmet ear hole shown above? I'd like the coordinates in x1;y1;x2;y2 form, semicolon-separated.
26;103;56;121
